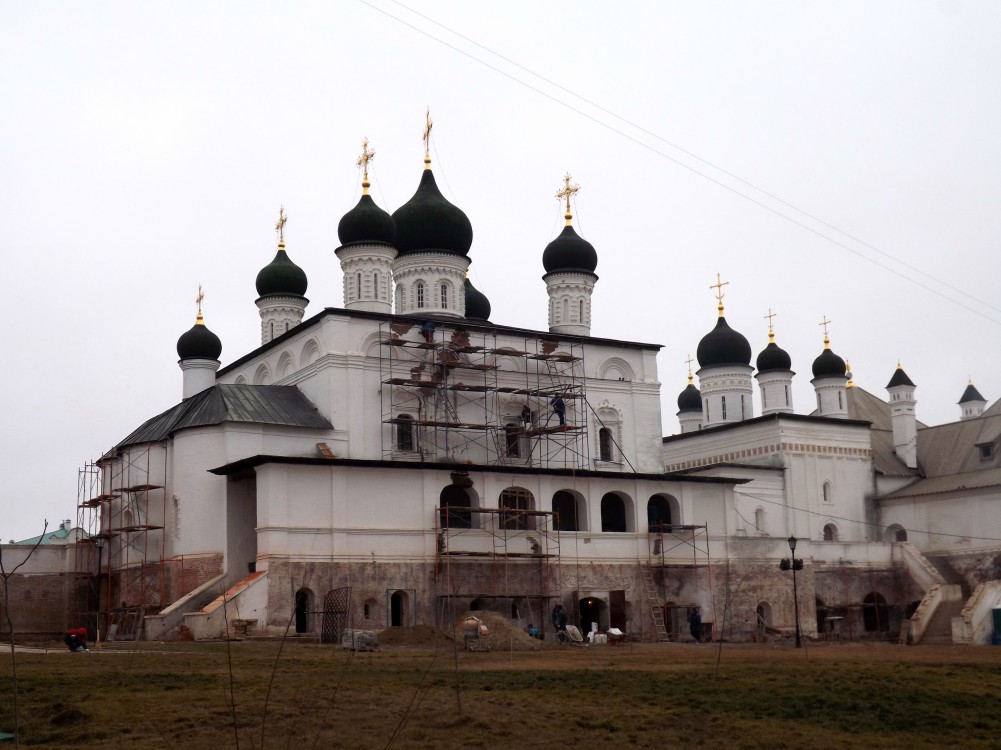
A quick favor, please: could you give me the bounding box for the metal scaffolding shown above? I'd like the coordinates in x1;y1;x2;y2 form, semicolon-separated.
379;320;589;470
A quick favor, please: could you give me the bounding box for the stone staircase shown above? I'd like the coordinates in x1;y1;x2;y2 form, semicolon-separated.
925;555;971;599
919;599;964;645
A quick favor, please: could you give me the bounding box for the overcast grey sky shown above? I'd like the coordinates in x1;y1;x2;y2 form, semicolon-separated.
2;1;999;541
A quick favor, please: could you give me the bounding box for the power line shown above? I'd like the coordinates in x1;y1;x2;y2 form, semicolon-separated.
359;0;1001;327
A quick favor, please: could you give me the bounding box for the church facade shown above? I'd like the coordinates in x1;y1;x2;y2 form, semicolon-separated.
52;128;1001;646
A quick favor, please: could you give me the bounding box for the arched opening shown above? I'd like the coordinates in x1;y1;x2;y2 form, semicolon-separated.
390;590;409;627
552;490;583;531
469;597;487;612
884;524;907;542
295;588;314;634
647;495;673;533
862;592;889;632
396;414;415;451
505;424;520;458
814;596;827;635
823;523;839;542
822;481;833;504
500;487;534;530
756;601;772;639
600;492;630;532
578;596;607;634
440;485;472;529
598;427;613;461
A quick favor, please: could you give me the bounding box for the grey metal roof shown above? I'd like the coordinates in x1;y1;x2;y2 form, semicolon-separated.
117;385;332;448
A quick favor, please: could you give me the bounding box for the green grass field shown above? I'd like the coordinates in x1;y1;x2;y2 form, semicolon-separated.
3;639;1001;748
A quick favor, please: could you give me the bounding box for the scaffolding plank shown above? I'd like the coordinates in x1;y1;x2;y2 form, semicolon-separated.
120;484;164;493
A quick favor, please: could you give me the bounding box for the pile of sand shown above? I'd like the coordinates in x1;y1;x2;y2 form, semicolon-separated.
454;611;545;652
376;624;457;649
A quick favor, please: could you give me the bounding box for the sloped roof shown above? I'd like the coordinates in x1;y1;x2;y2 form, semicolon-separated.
915;414;1001;477
984;397;1001;418
117;385;332;449
882;466;1001;499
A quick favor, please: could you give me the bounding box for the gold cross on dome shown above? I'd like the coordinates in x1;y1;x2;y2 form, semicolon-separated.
422;108;433;166
357;137;375;189
275;206;287;243
764;308;777;330
709;273;729;304
555;173;580;225
195;284;204;320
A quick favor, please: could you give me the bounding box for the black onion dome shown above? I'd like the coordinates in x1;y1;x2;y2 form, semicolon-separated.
958;382;986;404
337;193;396;246
542;225;598;274
677;382;702;411
697;317;752;368
886;366;915;388
392;170;472;256
177;318;222;361
256;245;308;298
756;341;792;372
812;347;847;379
464;278;491;321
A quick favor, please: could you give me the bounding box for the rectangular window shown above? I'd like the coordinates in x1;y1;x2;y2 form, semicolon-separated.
441;283;448;309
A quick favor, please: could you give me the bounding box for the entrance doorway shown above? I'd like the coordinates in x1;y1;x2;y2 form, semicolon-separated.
295;588;314;633
390;589;410;627
578;596;607;634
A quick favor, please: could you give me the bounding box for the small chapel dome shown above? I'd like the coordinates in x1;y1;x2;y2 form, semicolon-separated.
756;339;792;372
812;342;847;378
464;277;491;321
256;240;308;298
337;194;396;246
392;170;473;256
177;314;222;361
697;316;751;368
886;364;915;388
542;224;598;275
677;379;702;411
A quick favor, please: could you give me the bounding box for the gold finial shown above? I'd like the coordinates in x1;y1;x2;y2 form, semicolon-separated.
195;284;205;325
275;205;288;247
764;308;777;342
422;108;433;169
685;354;695;384
710;273;729;317
819;315;832;348
555;172;580;226
846;360;854;388
357;137;375;194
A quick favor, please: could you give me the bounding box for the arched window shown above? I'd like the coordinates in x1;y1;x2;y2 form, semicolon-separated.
823;523;838;542
505;424;520;458
721;395;727;420
440;485;472;529
647;495;673;532
863;592;889;632
552;490;581;532
373;271;379;297
395;285;403;311
754;507;765;533
598;428;613;462
396;414;415;451
356;272;362;298
884;524;907;542
500;487;534;530
440;282;448;309
578;299;583;321
562;298;568;322
270;321;275;339
822;481;833;504
416;282;425;309
600;493;627;532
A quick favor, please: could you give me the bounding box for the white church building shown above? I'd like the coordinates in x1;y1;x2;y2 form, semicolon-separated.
61;133;1001;646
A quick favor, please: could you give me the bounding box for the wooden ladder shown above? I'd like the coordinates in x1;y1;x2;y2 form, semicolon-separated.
640;565;670;642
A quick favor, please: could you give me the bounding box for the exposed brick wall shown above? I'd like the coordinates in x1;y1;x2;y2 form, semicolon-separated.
0;573;80;641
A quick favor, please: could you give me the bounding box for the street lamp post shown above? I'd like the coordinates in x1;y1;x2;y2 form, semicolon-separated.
786;535;803;648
